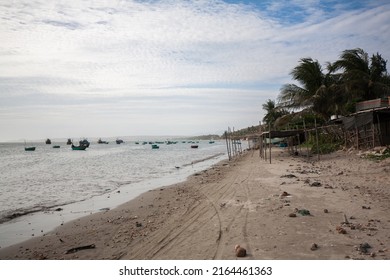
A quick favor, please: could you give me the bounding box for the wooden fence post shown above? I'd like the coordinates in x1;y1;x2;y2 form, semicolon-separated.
269;123;272;164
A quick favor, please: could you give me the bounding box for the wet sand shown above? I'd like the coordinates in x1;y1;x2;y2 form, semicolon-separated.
0;148;389;259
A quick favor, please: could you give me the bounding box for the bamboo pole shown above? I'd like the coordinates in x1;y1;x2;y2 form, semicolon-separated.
232;127;237;157
225;130;231;161
264;132;267;161
356;125;359;150
259;121;262;158
303;119;309;160
315;118;320;161
229;127;234;158
376;114;382;146
297;126;301;155
269;123;272;164
229;128;233;158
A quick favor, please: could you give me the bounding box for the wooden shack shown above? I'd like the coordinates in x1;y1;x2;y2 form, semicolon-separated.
343;98;390;149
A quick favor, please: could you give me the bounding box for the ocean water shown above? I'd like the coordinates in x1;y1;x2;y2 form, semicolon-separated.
0;139;230;247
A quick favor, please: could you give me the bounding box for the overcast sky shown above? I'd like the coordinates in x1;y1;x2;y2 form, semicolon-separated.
1;0;389;141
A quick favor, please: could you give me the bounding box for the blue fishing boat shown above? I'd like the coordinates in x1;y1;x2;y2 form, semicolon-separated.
71;144;87;150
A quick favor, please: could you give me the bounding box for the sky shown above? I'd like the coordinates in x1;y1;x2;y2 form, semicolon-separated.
0;0;389;141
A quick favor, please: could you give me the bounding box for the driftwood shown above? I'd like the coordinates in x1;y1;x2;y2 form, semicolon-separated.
343;214;349;224
65;244;96;254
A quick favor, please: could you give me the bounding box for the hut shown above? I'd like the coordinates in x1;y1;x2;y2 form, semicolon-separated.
342;98;390;149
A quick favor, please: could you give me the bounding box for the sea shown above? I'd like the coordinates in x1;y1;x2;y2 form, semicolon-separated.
0;138;232;248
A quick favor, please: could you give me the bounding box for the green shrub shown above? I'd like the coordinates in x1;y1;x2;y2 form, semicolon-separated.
303;132;343;154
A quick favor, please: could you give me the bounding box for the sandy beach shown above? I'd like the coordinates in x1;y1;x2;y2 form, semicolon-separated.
0;148;389;260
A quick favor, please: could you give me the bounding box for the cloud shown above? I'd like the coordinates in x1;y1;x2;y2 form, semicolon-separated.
0;0;389;140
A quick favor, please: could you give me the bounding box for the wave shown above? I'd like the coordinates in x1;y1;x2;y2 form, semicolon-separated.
0;204;68;224
182;152;225;167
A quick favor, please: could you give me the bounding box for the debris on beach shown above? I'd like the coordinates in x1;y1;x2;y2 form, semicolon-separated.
280;191;290;198
343;214;349;224
281;174;297;179
235;244;247;257
32;252;47;260
297;209;311;216
310;243;319;251
65;244;96;254
310;182;322;187
336;226;347;234
136;221;143;227
357;242;371;254
288;213;297;217
359;147;390;160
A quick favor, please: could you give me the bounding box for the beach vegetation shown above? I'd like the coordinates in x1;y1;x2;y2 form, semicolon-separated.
300;131;343;154
262;99;289;126
364;147;390;161
277;48;390;122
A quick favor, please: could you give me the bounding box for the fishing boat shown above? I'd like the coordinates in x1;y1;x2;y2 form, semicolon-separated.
24;140;36;151
53;145;60;148
66;138;72;145
71;144;87;150
191;145;199;149
45;138;51;144
97;138;109;144
79;139;90;147
151;144;159;149
116;139;124;144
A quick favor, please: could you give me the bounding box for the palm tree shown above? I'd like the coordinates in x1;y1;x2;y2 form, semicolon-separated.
333;48;390;102
262;99;288;125
278;49;390;120
278;58;342;119
278;58;324;110
311;62;346;117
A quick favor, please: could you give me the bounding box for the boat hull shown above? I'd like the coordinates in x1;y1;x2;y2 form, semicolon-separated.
71;145;87;150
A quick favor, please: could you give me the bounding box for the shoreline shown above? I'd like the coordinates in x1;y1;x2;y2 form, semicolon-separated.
0;148;389;259
0;153;227;249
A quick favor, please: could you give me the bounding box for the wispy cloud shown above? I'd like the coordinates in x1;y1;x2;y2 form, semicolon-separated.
0;0;389;140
